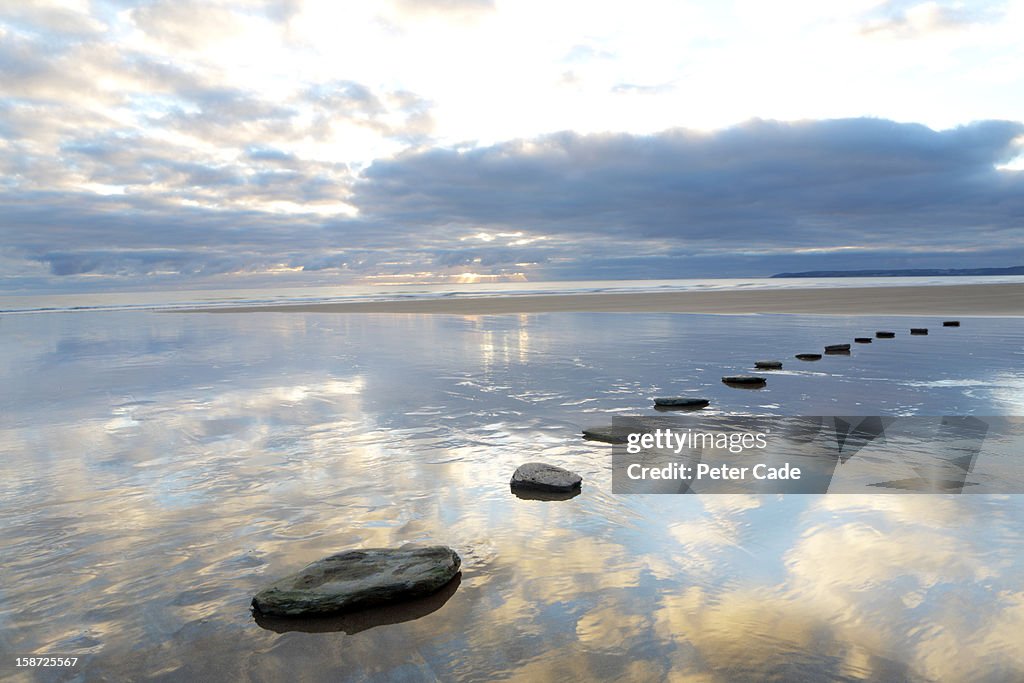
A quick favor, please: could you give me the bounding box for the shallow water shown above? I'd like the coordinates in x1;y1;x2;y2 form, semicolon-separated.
1;311;1023;682
3;275;1023;313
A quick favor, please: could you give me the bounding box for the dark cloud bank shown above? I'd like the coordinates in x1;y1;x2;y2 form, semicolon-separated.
2;117;1023;290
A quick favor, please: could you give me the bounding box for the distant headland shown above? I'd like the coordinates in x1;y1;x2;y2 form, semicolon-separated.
770;266;1024;278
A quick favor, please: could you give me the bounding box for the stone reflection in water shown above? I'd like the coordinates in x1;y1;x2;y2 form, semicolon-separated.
255;574;463;634
0;311;1022;681
510;486;583;501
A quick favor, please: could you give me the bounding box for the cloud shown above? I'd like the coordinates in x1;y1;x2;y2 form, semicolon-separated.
860;0;1008;38
2;0;1023;290
0;30;103;101
0;26;423;216
130;1;247;51
610;82;675;95
431;248;547;268
50;127;352;207
561;44;616;64
40;249;229;277
0;0;107;38
3;116;1023;288
355;118;1024;251
389;0;495;18
303;81;434;142
0;2;436;218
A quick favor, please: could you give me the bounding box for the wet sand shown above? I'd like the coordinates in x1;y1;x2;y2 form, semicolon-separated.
193;283;1024;316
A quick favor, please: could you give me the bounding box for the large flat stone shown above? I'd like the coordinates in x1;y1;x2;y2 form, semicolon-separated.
510;462;582;492
251;546;461;617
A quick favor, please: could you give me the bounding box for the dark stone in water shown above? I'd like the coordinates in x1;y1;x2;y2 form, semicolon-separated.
510;462;582;492
943;320;960;327
582;425;631;443
795;353;822;360
825;348;851;355
754;360;783;369
876;331;896;338
910;328;928;335
721;375;767;386
854;337;872;343
824;344;851;352
255;573;462;634
653;397;710;408
251;546;461;617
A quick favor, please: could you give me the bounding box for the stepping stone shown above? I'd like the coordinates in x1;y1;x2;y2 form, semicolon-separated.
824;344;851;352
510;462;582;492
876;331;895;338
581;426;631;443
251;546;461;617
654;397;710;408
943;321;960;327
910;328;928;335
721;375;767;387
795;353;822;361
754;360;783;369
854;337;872;343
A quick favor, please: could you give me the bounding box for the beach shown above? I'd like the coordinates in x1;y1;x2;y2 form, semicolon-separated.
9;0;1024;677
3;305;1024;680
195;283;1024;316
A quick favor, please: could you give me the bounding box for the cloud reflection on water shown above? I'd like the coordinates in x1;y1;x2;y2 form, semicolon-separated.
0;311;1022;680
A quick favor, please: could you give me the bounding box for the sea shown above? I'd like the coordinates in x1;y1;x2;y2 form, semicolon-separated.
2;274;1024;314
1;277;1023;681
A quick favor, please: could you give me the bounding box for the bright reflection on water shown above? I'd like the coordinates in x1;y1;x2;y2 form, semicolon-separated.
1;311;1023;682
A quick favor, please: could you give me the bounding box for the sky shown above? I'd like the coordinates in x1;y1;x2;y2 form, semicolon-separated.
1;0;1023;292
